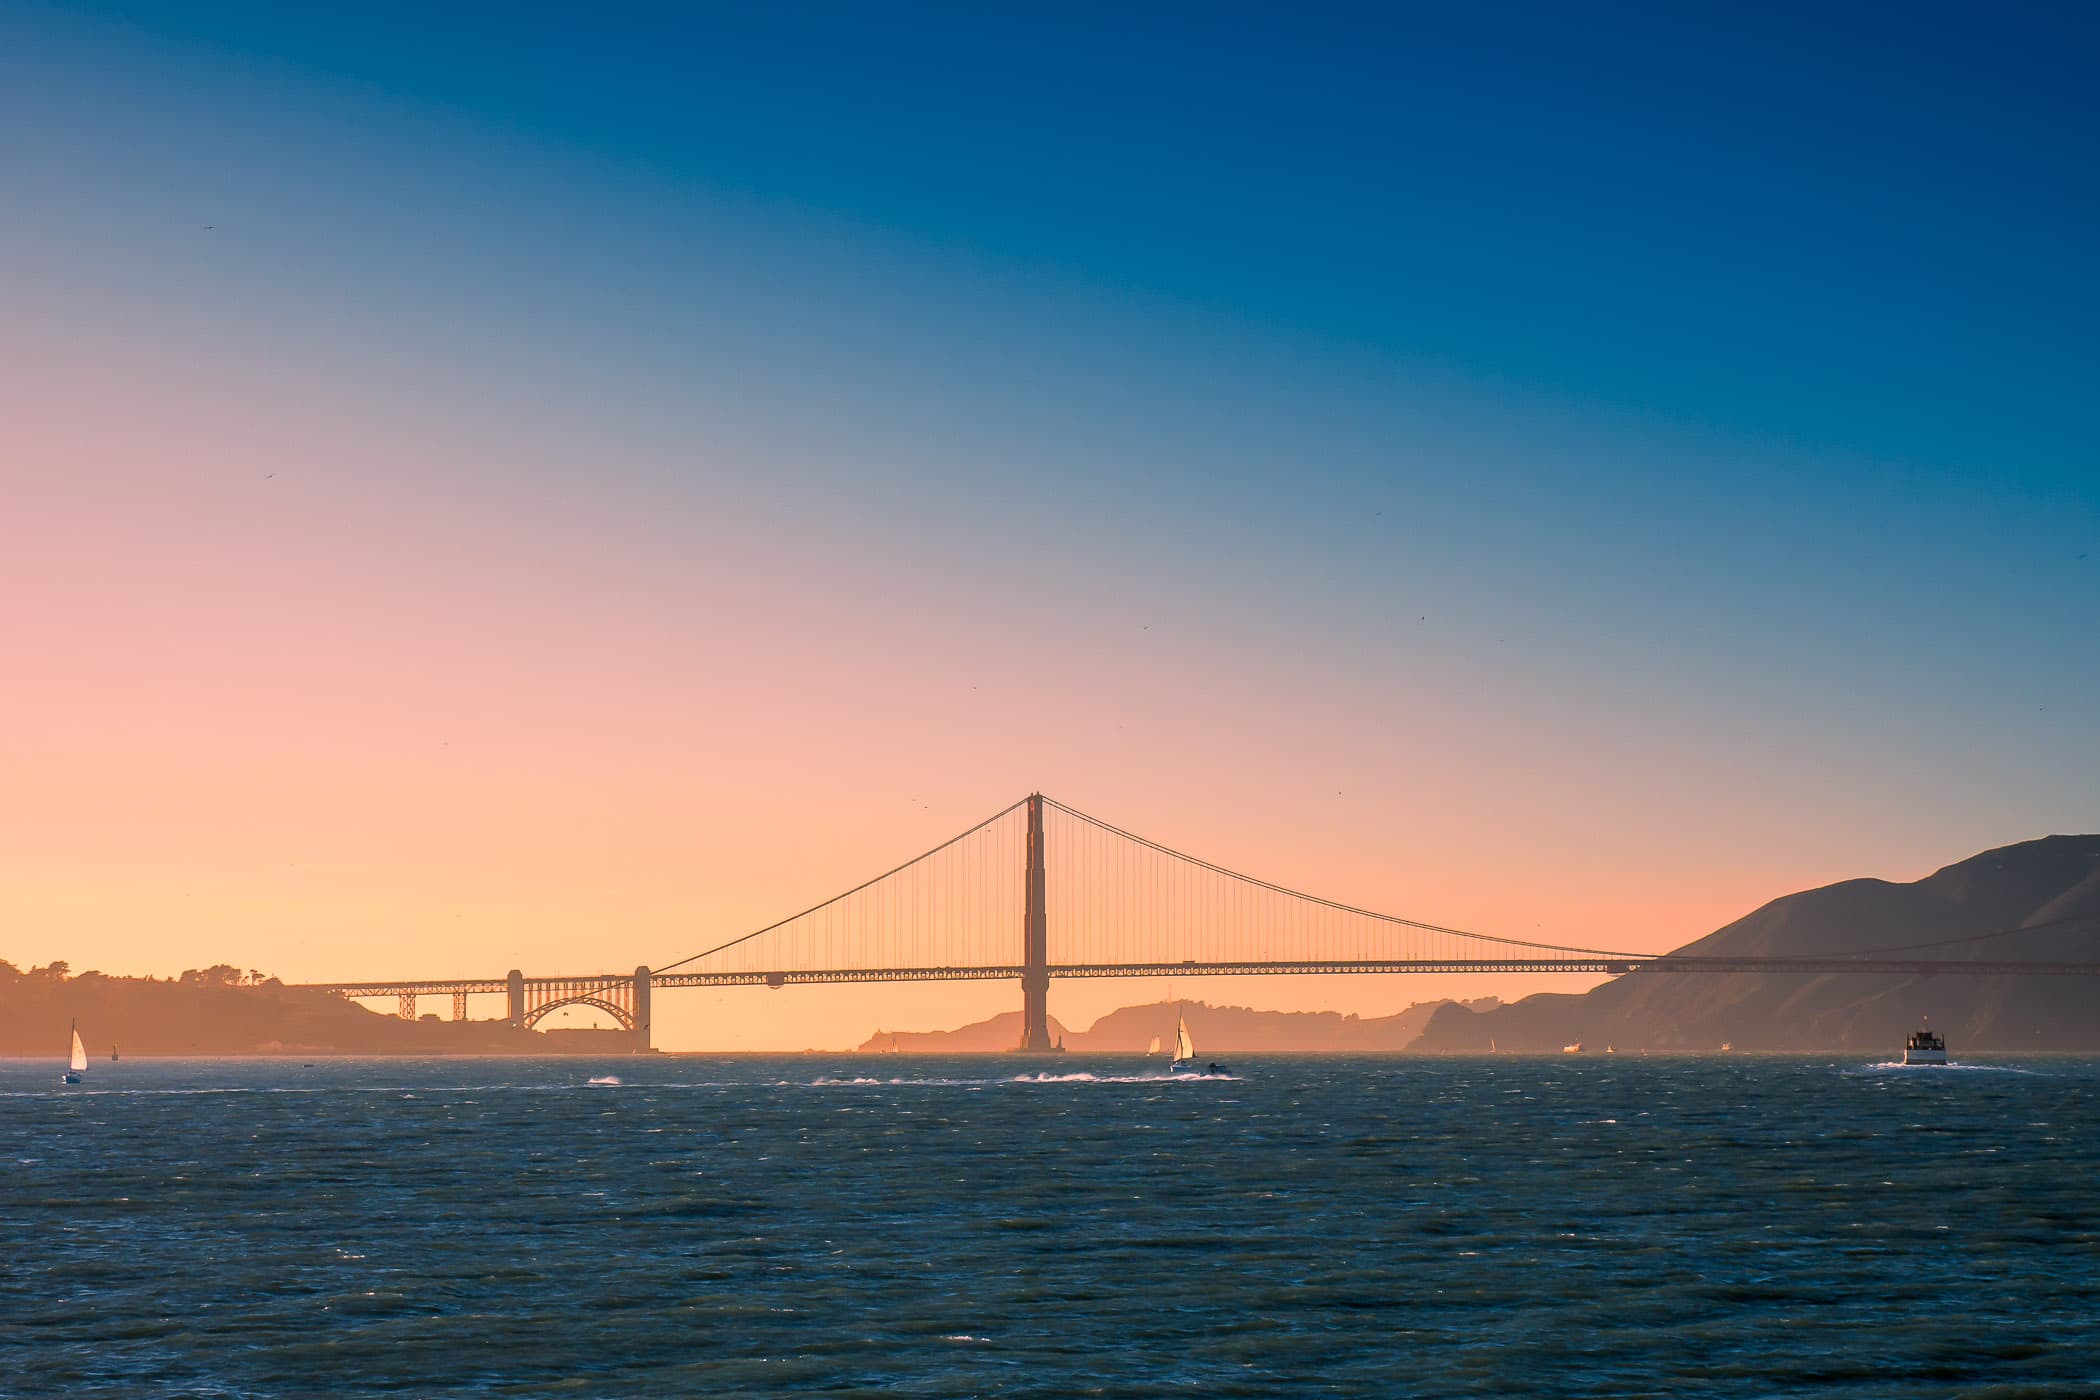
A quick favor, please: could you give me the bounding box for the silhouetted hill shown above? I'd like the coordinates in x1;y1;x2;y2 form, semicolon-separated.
864;1011;1076;1053
1413;835;2100;1053
860;997;1498;1053
0;963;558;1056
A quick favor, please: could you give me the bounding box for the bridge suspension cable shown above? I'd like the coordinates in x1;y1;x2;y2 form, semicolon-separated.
307;795;2100;1049
648;797;1029;976
1039;796;1647;963
645;792;2097;981
648;791;1662;980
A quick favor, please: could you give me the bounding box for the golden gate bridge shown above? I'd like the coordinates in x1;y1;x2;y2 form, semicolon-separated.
301;794;2100;1048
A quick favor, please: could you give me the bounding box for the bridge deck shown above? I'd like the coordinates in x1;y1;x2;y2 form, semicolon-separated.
299;955;2100;999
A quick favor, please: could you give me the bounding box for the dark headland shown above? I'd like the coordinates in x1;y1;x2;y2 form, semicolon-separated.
1410;833;2100;1054
0;964;621;1057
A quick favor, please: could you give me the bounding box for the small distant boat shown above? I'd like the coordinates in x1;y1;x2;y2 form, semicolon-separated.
1147;1034;1162;1055
63;1022;87;1084
1605;1045;1617;1055
1902;1026;1948;1066
1169;1013;1197;1074
110;1046;119;1062
1719;1042;1733;1053
1562;1042;1584;1054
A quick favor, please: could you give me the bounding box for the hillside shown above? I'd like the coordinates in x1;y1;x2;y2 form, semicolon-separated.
865;1011;1077;1053
1413;834;2100;1053
861;997;1499;1053
0;963;555;1056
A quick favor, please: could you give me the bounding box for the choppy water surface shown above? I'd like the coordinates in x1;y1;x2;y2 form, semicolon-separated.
5;1055;2097;1397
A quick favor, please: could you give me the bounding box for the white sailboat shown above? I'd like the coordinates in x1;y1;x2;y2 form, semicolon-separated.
1147;1034;1162;1055
63;1022;87;1084
1168;1013;1196;1074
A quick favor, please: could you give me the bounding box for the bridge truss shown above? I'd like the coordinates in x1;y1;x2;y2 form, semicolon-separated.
301;793;2100;1048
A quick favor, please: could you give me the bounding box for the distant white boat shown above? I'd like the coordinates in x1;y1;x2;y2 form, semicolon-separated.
1147;1034;1162;1055
1719;1042;1733;1053
1169;1013;1197;1074
63;1022;87;1084
1562;1042;1584;1054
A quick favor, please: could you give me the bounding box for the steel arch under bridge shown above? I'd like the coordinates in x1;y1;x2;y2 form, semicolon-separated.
313;968;653;1045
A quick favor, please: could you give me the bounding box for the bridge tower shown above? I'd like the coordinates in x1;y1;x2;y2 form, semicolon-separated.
1021;792;1051;1051
507;969;525;1028
633;965;652;1052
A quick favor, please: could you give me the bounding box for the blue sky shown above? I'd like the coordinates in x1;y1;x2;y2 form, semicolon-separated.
32;1;2094;467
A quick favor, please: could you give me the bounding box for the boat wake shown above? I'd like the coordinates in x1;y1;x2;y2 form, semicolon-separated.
586;1075;622;1086
803;1071;1237;1088
1007;1083;1234;1091
1861;1061;2037;1074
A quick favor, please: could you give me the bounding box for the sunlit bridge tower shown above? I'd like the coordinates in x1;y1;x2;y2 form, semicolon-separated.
1021;792;1052;1051
632;964;652;1051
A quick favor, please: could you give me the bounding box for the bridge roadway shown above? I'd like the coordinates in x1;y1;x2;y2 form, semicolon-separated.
296;794;2100;1048
306;953;2100;1000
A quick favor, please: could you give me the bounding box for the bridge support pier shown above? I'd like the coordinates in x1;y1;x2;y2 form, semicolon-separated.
507;969;525;1028
1021;792;1051;1051
633;965;652;1052
452;990;468;1021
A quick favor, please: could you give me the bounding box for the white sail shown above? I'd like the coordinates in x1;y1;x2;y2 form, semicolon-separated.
1147;1035;1161;1055
1175;1017;1194;1062
69;1026;88;1074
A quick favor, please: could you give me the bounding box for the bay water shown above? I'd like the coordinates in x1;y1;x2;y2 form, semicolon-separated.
4;1055;2096;1396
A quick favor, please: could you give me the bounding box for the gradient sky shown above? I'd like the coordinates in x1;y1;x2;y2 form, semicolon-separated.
4;2;2096;1048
